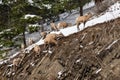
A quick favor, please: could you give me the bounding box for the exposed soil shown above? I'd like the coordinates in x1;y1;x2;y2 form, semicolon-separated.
0;18;120;80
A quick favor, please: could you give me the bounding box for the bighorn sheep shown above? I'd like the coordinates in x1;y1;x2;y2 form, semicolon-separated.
28;38;34;45
13;58;21;71
50;21;58;31
44;33;64;49
57;22;72;30
21;43;25;50
75;12;92;30
33;45;41;54
44;33;58;46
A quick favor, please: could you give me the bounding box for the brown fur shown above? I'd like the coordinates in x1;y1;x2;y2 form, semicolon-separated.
57;22;68;29
44;33;58;46
21;43;25;50
13;58;21;66
44;33;64;49
33;45;41;54
75;12;92;30
50;22;58;31
13;58;21;71
40;31;47;39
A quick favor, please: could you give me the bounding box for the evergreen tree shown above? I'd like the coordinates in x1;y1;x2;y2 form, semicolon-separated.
1;0;41;46
0;4;10;31
0;0;92;47
74;0;91;16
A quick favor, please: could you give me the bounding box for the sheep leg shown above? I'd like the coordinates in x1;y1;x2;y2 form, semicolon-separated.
77;23;80;30
83;21;86;28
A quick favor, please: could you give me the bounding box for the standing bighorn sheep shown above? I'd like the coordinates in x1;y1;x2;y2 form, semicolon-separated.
75;12;92;30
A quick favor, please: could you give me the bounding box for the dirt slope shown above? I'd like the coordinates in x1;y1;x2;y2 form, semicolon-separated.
0;18;120;80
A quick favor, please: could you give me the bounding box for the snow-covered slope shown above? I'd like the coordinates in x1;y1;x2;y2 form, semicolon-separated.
60;2;120;36
0;1;120;64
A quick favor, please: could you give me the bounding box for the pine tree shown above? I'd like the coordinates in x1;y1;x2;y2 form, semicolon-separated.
76;0;91;16
1;0;42;47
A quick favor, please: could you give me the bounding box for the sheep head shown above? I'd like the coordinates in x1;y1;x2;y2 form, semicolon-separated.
33;45;41;54
40;31;47;39
13;58;21;66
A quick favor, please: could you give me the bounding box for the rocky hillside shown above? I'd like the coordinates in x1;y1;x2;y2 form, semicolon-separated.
0;18;120;80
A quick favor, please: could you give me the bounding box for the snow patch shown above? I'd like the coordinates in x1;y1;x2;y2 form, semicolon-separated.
8;64;13;67
80;45;84;48
0;60;8;65
24;14;37;19
0;1;120;65
81;33;87;40
30;62;35;66
58;71;63;79
96;68;102;74
83;0;95;10
43;50;48;53
7;71;12;76
76;59;81;63
89;41;94;45
48;50;52;54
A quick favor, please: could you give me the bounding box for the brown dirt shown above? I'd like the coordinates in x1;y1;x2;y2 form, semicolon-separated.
0;18;120;80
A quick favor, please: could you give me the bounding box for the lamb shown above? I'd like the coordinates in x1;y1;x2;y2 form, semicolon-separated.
33;45;41;54
40;31;47;39
21;43;25;50
75;12;92;30
28;38;34;45
12;58;21;71
13;58;21;66
57;21;71;30
50;21;58;31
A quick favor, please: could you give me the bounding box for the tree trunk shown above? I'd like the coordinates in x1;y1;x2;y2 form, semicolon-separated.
41;25;44;32
39;20;44;32
79;6;83;16
79;0;83;16
95;0;103;5
23;26;26;47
